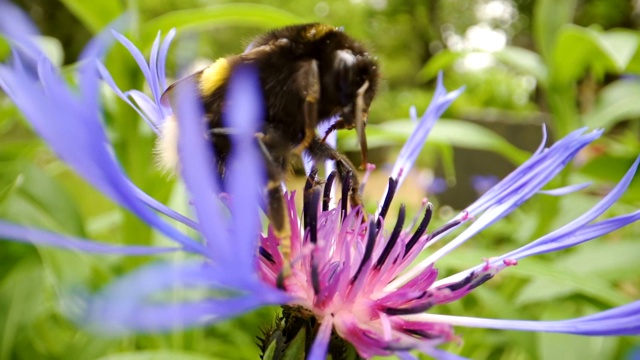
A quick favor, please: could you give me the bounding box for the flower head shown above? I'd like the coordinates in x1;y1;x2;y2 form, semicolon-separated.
255;122;640;358
1;4;639;359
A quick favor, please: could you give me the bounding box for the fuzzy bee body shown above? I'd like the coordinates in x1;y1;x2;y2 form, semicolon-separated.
159;23;379;275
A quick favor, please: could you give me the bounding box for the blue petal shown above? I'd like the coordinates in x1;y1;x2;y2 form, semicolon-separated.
128;89;165;127
173;78;227;261
0;221;178;255
157;29;176;93
389;128;604;288
429;155;638;288
308;317;333;360
380;72;464;212
424;301;640;336
224;65;266;270
505;156;639;260
73;261;289;333
111;30;154;91
147;31;163;105
0;1;42;60
538;182;592;196
467;128;601;215
96;61;159;130
0;40;204;254
134;188;199;230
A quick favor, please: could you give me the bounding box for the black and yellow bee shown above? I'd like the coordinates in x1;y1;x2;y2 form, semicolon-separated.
158;23;379;272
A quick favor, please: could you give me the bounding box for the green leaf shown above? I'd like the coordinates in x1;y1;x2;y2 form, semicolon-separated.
512;259;632;307
281;326;306;360
371;119;531;165
494;46;548;85
96;351;216;360
552;26;640;85
262;340;277;360
583;79;640;129
0;162;85;236
59;0;123;34
435;248;632;307
537;307;619;360
141;4;306;48
33;36;65;67
0;36;10;61
418;50;463;82
516;278;576;305
532;0;577;62
558;241;640;282
599;30;640;72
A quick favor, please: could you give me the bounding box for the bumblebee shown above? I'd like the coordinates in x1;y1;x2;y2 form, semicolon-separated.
158;23;379;270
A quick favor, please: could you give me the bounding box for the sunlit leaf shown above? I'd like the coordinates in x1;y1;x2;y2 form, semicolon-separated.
583;79;640;129
368;119;531;165
435;247;632;307
0;162;85;236
141;5;305;48
418;50;463;82
552;26;640;85
495;46;548;85
533;0;577;62
96;351;216;360
59;0;123;33
282;326;306;360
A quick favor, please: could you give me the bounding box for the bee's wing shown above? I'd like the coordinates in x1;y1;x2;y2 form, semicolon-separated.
239;39;290;62
160;69;205;108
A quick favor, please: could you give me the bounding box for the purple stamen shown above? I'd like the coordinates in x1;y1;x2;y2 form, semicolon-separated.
323;170;337;211
341;170;353;222
377;177;398;229
351;218;377;283
308;187;321;245
404;203;433;257
259;246;275;265
303;167;319;229
382;300;435;315
429;214;467;240
375;204;406;269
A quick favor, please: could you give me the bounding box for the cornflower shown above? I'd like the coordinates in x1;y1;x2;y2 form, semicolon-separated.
0;3;638;358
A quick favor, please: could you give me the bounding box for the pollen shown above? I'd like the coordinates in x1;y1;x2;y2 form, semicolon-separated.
199;58;230;96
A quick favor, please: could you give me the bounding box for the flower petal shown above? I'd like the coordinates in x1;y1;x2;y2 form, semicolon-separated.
0;220;178;255
389;128;602;289
380;71;464;212
224;65;266;270
307;316;333;360
96;61;158;130
0;39;204;254
173;78;227;261
157;29;176;93
73;261;289;333
538;182;592;196
411;300;640;336
504;155;639;259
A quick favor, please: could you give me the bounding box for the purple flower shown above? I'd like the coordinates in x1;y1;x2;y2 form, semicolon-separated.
470;174;499;195
1;3;639;358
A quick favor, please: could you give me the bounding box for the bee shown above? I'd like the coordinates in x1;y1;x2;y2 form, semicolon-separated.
158;23;379;277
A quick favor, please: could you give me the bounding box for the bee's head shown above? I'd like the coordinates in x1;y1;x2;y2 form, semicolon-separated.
319;45;378;166
327;49;378;130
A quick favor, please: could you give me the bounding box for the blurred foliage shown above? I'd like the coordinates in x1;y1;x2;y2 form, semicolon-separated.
1;0;639;359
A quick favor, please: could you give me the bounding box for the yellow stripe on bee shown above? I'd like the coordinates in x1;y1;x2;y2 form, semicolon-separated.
199;58;230;96
305;24;334;40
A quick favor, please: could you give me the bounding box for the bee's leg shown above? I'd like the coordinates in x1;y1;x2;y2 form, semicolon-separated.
255;132;292;288
208;128;240;136
306;137;363;209
293;59;320;154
